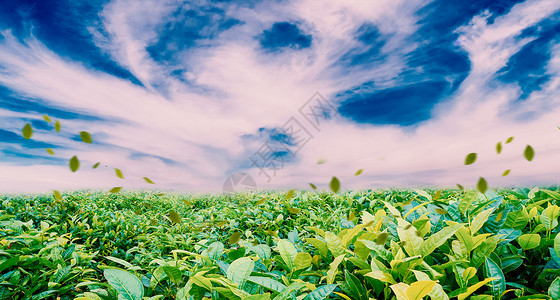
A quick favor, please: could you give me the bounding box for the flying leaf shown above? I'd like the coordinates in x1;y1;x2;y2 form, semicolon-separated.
309;183;317;190
80;131;92;143
69;156;80;172
43;115;52;122
53;190;62;201
168;211;181;224
286;189;295;199
330;176;340;193
54;120;61;132
457;184;464;191
109;187;122;193
46;148;55;155
477;177;488;194
92;162;100;169
317;159;327;165
143;177;155;184
502;169;511;177
524;145;535;161
229;232;241;245
505;137;514;144
22;123;33;139
115;168;124;179
496;142;502;154
354;169;363;176
465;153;477;165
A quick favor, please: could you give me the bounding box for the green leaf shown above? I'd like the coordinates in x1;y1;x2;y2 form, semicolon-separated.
465;153;477;165
309;183;317;190
294;252;312;270
506;137;514;144
306;238;328;258
484;258;505;298
80;131;92;143
407;281;436;300
549;277;560;299
285;189;295;199
103;269;144;300
69;155;80;172
115;168;124;179
365;271;397;285
457;277;498;300
524;145;535;161
477;177;488;194
93;162;101;169
0;256;18;273
502;169;510;176
518;234;541;250
470;208;494;235
273;282;306;300
343;270;367;300
325;232;346;258
554;233;560;259
22;123;33;139
162;266;182;285
419;223;463;257
327;255;345;285
277;239;298;272
303;284;337;300
53;190;62;201
330;177;340;193
54;120;61;132
246;276;286;293
496;142;502;154
143;177;155;184
354;169;363;176
168;211;181;224
43;115;52;122
227;257;254;287
46;148;55;155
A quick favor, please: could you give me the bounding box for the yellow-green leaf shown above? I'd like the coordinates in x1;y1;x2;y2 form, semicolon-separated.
376;232;389;245
69;156;80;172
502;169;510;176
407;281;436;300
330;177;340;193
229;232;241;244
465;153;477;165
294;252;312;270
366;271;397;285
93;162;100;169
115;168;124;179
477;177;488;194
43;115;52;122
457;184;464;191
143;177;155;184
53;190;62;201
458;277;498;300
285;189;295;199
524;145;535;161
22;123;33;139
109;187;122;193
54;120;61;132
309;183;317;190
518;233;541;250
505;137;514;144
496;142;502;154
80;131;92;143
355;169;363;176
169;211;181;224
46;148;55;155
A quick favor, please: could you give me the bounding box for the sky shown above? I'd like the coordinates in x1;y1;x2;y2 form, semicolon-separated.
0;0;560;193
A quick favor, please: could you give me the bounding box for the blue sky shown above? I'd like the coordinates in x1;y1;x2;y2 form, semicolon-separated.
0;0;560;193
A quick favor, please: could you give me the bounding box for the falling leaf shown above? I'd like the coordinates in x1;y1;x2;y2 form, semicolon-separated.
229;232;241;244
286;189;295;199
433;190;442;200
477;177;488;194
355;169;363;176
435;208;448;215
496;142;502;154
505;137;514;144
330;176;340;193
92;162;100;169
168;211;181;224
69;156;80;172
376;232;388;245
309;183;317;190
54;120;61;133
495;211;504;222
288;207;301;214
80;131;92;143
53;190;62;201
22;123;33;139
46;148;55;155
317;159;327;165
464;153;477;165
457;184;464;191
115;168;124;179
43;115;52;122
156;193;165;197
143;177;155;184
502;169;511;177
524;145;535;161
109;187;122;193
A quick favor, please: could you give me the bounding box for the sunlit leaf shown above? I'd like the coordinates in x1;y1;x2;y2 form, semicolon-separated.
255;198;265;205
496;142;502;154
435;208;447;215
115;168;124;179
309;183;317;190
433;190;442;200
46;148;55;155
505;137;514;144
477;177;488;194
495;211;504;222
69;156;80;172
22;123;33;139
92;162;100;169
53;190;62;201
288;207;301;214
376;232;388;245
109;187;122;193
229;232;241;245
43;115;52;122
168;211;181;224
54;120;61;132
286;189;295;199
502;169;511;177
143;177;155;184
330;176;340;193
354;169;363;176
524;145;535;161
465;153;477;165
79;131;92;143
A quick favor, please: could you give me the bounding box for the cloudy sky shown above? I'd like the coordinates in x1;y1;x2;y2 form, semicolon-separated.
0;0;559;193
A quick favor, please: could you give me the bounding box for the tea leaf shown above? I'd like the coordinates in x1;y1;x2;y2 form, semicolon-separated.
484;257;505;298
309;183;317;190
477;177;488;194
79;131;92;143
43;115;52;122
502;169;511;177
46;148;55;155
286;189;295;199
496;142;502;154
109;187;122;193
288;207;301;214
92;162;100;169
69;156;80;172
524;145;535;161
115;168;124;179
143;177;155;184
518;234;540;250
376;232;389;245
506;137;514;144
53;190;62;201
22;123;33;139
465;153;477;165
54;120;61;132
103;269;144;300
229;232;241;245
317;159;327;165
354;169;363;176
330;176;340;193
168;211;181;224
457;184;464;191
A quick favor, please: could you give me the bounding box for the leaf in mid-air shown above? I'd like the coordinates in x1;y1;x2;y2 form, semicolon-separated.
43;115;52;122
46;148;55;155
457;184;464;191
109;187;122;193
92;162;100;169
465;153;477;165
355;169;363;176
309;183;317;190
69;156;80;172
54;120;61;132
505;137;514;144
285;189;295;199
496;142;502;154
22;123;33;139
330;176;340;193
477;177;488;194
502;169;511;177
524;145;535;161
53;190;62;201
115;168;124;179
143;177;155;184
80;131;92;143
169;211;181;224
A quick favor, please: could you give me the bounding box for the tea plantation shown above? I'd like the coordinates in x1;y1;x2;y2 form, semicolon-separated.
1;188;560;300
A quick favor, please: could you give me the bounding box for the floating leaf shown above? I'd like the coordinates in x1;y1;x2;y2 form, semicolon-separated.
109;187;122;193
93;162;100;169
143;177;155;184
317;159;327;165
524;145;535;161
457;184;464;191
69;156;80;172
354;169;363;176
54;120;61;132
53;190;62;201
286;189;295;199
43;115;52;122
502;169;511;176
46;148;55;155
465;153;477;165
168;211;181;224
229;232;241;245
79;131;92;143
477;177;488;194
505;137;514;144
330;176;340;193
309;183;317;190
115;168;124;179
496;142;502;154
22;123;33;139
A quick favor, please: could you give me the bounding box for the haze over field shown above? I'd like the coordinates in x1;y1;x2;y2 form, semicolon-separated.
0;0;559;193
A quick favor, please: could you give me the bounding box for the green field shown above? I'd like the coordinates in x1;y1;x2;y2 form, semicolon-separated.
1;188;560;300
